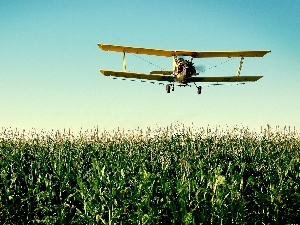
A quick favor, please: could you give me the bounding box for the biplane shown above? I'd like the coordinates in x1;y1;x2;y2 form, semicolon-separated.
98;43;270;94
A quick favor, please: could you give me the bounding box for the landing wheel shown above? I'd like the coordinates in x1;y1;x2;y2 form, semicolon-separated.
166;84;171;93
197;86;202;95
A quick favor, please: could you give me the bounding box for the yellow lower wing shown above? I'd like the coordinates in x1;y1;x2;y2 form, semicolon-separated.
190;76;263;82
100;70;174;82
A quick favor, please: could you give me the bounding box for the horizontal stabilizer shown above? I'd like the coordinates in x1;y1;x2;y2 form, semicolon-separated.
150;71;173;75
150;71;199;76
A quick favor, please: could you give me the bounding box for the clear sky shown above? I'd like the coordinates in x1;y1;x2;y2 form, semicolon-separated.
1;0;300;132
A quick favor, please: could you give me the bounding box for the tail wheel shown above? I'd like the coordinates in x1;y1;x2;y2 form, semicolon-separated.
197;86;202;94
166;84;171;93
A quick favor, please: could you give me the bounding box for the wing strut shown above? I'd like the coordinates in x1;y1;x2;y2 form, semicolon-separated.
172;56;176;72
123;52;126;72
236;57;244;76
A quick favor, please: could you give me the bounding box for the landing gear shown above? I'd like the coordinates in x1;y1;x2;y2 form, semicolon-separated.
197;86;202;95
166;83;174;93
166;83;201;94
166;84;171;93
194;82;202;95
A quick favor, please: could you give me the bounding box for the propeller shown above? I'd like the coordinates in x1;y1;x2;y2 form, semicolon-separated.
173;56;205;76
194;65;206;73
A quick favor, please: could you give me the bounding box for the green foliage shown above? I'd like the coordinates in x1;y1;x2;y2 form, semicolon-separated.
0;126;300;224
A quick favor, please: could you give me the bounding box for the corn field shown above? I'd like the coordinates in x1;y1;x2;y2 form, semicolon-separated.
1;125;300;224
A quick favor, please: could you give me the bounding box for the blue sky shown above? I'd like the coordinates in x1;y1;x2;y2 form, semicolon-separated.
1;1;299;132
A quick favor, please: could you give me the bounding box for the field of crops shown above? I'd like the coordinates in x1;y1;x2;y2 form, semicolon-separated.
1;125;300;224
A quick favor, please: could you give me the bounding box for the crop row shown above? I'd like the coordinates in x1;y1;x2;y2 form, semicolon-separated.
1;126;299;224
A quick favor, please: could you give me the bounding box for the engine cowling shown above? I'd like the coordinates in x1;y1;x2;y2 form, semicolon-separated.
174;58;196;84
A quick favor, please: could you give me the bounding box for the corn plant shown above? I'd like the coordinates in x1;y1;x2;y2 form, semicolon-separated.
0;126;299;224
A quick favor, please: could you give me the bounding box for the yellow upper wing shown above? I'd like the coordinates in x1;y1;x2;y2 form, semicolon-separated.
100;70;174;82
190;76;263;82
98;43;271;58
